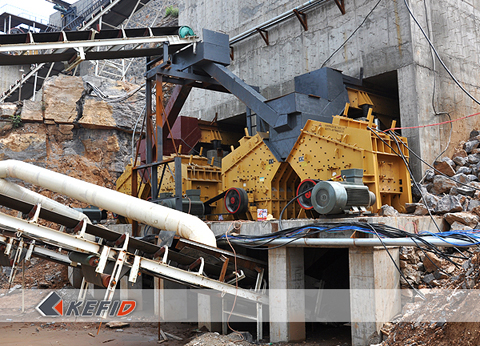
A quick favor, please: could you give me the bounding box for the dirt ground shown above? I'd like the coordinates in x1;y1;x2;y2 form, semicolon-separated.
0;322;352;346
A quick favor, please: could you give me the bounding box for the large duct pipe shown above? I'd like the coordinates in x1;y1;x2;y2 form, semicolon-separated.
0;179;91;223
0;160;217;247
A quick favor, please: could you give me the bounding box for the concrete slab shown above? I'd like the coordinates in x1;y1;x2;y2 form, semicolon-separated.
207;215;448;237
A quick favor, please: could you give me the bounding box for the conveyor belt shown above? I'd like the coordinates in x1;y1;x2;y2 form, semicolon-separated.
0;191;265;282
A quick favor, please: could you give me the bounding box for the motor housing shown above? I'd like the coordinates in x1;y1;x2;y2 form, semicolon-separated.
158;189;205;217
310;169;376;215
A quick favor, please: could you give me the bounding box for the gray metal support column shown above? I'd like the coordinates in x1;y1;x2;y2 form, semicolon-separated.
174;156;182;211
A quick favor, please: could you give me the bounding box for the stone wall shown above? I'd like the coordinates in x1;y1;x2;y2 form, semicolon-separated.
178;0;413;122
177;0;480;179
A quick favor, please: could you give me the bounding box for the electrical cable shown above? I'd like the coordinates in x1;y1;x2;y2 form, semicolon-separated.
389;130;480;194
86;81;145;103
403;0;480;107
278;186;314;232
224;228;245;342
131;105;146;162
321;0;383;68
367;128;470;262
363;222;426;299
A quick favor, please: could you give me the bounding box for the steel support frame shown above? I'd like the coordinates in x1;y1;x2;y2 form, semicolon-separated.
0;211;268;305
0;35;198;54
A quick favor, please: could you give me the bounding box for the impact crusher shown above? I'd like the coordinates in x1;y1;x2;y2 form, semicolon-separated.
116;29;412;222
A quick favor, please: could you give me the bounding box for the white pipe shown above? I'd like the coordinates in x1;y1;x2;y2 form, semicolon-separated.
228;237;474;247
229;0;327;45
0;178;91;223
0;160;217;247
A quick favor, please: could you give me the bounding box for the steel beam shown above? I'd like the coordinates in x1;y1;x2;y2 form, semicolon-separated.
202;62;280;132
0;35;198;53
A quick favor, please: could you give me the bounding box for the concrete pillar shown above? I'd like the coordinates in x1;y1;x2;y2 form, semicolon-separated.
120;275;143;311
154;279;188;321
349;247;401;346
198;293;222;332
268;247;305;342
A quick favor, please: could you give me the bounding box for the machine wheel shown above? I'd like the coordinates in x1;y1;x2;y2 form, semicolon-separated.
224;188;249;214
296;179;318;210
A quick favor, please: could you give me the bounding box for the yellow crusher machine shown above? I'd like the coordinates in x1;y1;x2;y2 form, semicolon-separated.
116;29;412;224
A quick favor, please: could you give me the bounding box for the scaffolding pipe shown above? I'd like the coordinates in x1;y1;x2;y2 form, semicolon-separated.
226;237;476;248
0;160;217;247
229;0;327;45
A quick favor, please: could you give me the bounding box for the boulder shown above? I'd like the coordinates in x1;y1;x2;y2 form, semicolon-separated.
0;103;17;118
453;156;468;167
471;162;480;176
43;74;84;123
467;174;478;182
444;212;479;227
467;199;480;212
456;166;471;175
449;221;473;231
423;253;443;273
424;169;435;182
433;160;455;177
405;203;423;214
435;195;462;214
414;204;429;215
79;99;116;129
21;99;43;122
464;139;480;154
423;273;435;285
379;205;399;217
422;193;440;210
451;173;469;184
468;153;480;164
431;175;457;195
457;186;475;197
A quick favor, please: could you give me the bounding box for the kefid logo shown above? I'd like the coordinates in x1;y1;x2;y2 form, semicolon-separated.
36;292;63;316
36;292;136;317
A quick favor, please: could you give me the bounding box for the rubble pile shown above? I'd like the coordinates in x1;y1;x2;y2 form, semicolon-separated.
381;248;480;346
409;130;480;231
399;247;457;289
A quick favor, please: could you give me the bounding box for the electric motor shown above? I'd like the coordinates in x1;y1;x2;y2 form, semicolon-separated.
311;181;376;215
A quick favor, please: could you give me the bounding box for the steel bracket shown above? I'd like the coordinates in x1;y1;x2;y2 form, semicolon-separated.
28;203;42;224
95;245;111;274
256;28;269;45
334;0;346;15
128;255;141;283
102;233;130;315
293;9;308;31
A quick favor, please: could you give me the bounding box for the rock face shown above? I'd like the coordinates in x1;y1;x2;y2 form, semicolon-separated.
1;74;141;193
43;75;84;123
21;99;43;122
